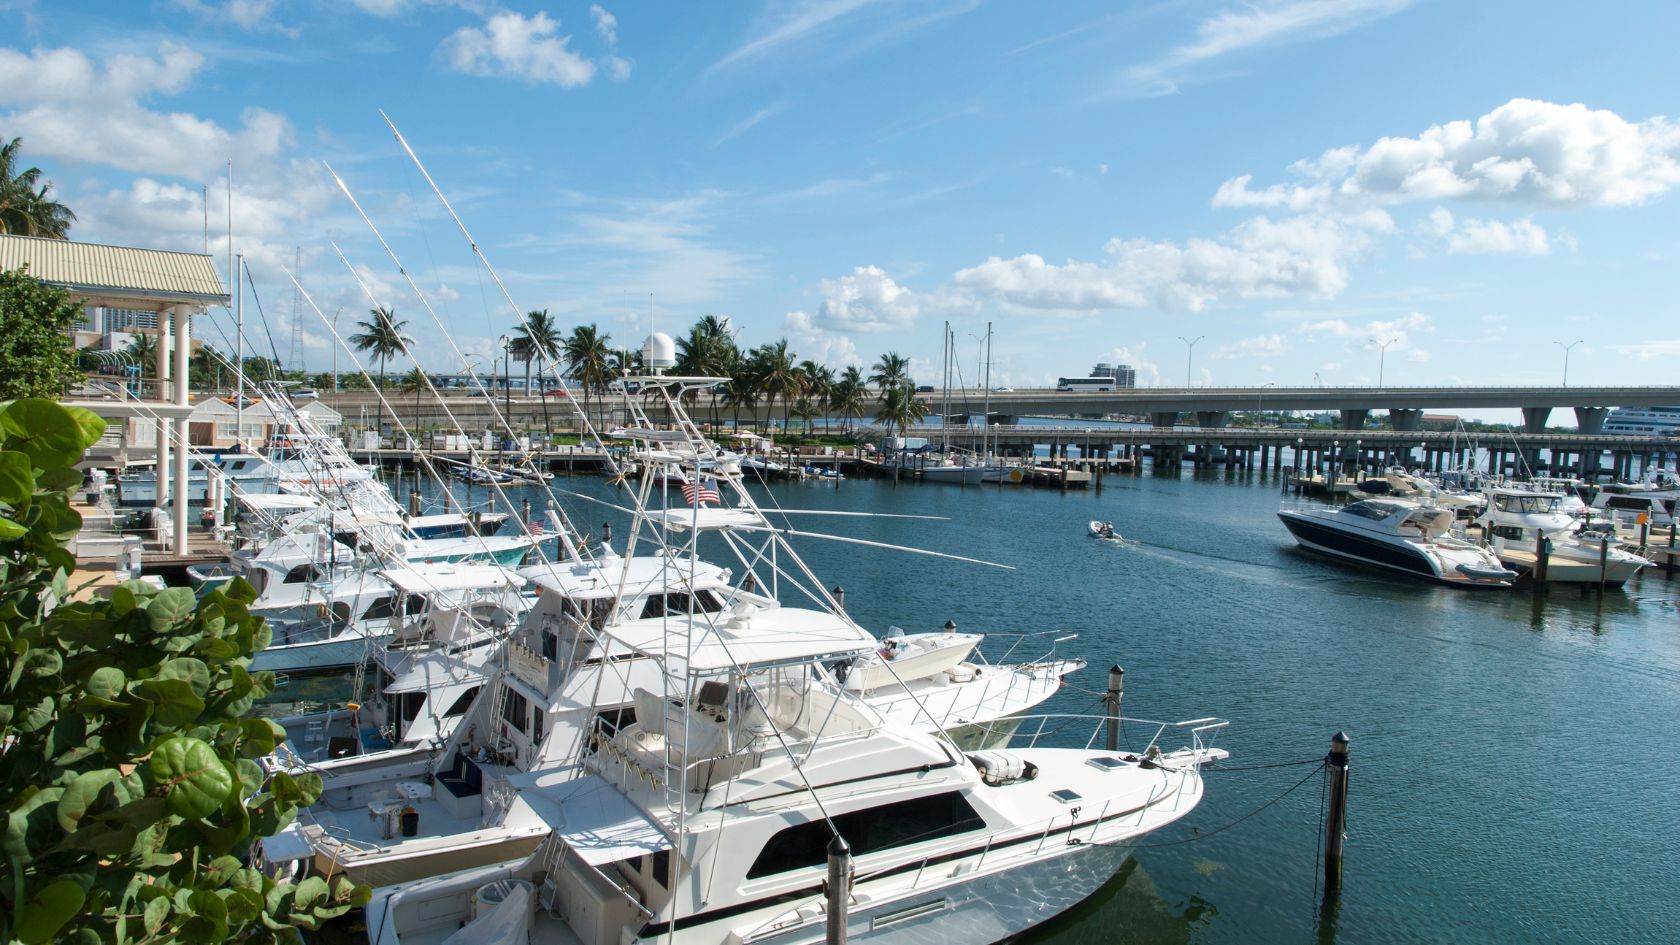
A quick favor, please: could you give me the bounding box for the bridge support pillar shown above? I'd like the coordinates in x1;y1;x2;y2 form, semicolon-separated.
1194;410;1229;429
1574;406;1608;435
1339;409;1369;431
1521;407;1551;434
1151;411;1179;429
1389;409;1423;432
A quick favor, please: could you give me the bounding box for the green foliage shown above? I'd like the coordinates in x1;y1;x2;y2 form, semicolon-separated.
0;398;366;944
0;267;83;400
1;138;76;239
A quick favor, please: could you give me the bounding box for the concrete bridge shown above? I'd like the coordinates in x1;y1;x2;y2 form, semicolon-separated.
922;385;1680;433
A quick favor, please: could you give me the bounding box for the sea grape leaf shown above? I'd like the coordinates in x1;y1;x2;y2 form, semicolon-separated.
148;736;234;820
14;878;87;945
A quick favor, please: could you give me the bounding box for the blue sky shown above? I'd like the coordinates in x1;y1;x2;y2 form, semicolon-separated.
5;0;1679;400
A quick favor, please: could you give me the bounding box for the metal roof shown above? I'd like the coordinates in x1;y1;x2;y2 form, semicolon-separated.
0;234;230;306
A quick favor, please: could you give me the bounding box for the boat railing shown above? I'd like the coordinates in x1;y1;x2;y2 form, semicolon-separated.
1004;712;1229;758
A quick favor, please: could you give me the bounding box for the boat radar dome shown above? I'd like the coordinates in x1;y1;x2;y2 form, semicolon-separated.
642;332;676;374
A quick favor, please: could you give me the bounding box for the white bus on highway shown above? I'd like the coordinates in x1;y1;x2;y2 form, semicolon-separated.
1056;376;1118;391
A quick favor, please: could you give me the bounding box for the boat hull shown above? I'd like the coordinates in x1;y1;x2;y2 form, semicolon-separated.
251;634;378;674
1278;512;1511;587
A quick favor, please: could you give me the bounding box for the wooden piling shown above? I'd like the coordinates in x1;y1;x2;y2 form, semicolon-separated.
1323;732;1350;899
826;835;851;945
1534;533;1549;589
1598;533;1610;596
1105;665;1124;752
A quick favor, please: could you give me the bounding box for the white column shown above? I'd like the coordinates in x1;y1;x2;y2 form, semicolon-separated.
154;310;171;512
172;306;191;553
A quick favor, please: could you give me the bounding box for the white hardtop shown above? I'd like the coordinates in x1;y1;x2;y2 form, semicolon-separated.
506;768;673;865
236;493;321;512
600;604;875;672
520;552;730;600
377;563;527;595
646;507;766;532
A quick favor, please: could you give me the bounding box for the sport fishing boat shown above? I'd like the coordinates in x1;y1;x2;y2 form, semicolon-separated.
1278;498;1518;587
1476;486;1651;586
347;358;1228;945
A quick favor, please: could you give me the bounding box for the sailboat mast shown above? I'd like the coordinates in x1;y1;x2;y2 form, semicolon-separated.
941;320;951;451
981;322;992;461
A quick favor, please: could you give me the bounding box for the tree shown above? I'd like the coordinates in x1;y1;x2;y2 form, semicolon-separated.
0;138;77;238
749;339;802;434
122;333;159;379
791;397;819;436
562;324;612;428
0;265;82;398
874;384;930;438
0;398;365;943
513;309;562;437
799;361;834;433
401;366;431;441
349;306;412;430
348;307;412;390
675;316;738;425
832;366;867;435
869;351;912;399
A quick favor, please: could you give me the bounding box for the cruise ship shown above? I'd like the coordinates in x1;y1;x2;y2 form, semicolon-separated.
1602;406;1680;435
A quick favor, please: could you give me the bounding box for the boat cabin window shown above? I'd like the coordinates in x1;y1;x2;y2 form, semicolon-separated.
1343;502;1399;521
746;792;986;879
1495;494;1558;514
1490;525;1526;541
444;686;480;717
502;689;530;734
640;590;726;619
282;563;322;584
398;691;425;725
651;848;670;889
361;595;427;621
587;598;614;632
1604;496;1655;512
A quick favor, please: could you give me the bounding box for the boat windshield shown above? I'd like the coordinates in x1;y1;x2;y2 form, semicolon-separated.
1494;494;1559;514
1342;501;1402;521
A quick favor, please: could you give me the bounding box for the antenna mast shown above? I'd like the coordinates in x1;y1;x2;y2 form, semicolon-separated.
288;246;304;374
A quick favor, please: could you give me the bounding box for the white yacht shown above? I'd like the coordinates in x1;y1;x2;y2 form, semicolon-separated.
1279;498;1518;587
340;362;1228;945
1475;487;1650;586
1602;406;1680;436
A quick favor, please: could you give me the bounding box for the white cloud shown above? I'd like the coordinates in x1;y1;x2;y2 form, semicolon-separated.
1611;340;1680;362
590;5;619;44
715;103;786;147
784;310;863;367
814;265;920;333
1297;312;1431;362
1103;346;1160;386
0;43;294;179
954;212;1383;315
711;0;978;73
1049;166;1073;179
1217;98;1680;210
440;11;597;87
1124;0;1412;96
1213;333;1288;359
171;0;293;34
1445;217;1550;255
1097;163;1109;176
350;0;406;15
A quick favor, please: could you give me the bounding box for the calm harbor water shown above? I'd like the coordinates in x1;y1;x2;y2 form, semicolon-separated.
283;467;1680;945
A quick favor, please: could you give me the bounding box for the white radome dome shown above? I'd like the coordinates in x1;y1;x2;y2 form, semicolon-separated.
643;332;676;372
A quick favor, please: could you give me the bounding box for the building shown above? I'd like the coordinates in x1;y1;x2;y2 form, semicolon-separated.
1;233;230;554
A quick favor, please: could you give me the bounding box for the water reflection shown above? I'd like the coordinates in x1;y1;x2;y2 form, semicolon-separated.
1016;858;1218;945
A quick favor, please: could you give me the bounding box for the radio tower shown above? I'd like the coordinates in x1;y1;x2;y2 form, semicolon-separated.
287;246;304;375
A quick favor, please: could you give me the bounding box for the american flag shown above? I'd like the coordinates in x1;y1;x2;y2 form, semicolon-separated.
681;477;721;506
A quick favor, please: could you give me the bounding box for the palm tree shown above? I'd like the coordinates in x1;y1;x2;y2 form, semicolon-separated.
562;323;613;427
832;366;867;435
400;366;431;442
750;339;803;434
348;306;412;389
0;137;76;238
513;308;562;437
799;361;835;434
869;351;912;400
791;397;819;437
122;333;158;378
349;306;412;430
722;369;757;430
874;385;930;438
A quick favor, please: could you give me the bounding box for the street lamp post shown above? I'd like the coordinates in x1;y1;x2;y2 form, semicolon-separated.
1370;337;1398;388
1178;335;1204;388
1257;381;1275;426
1554;339;1583;386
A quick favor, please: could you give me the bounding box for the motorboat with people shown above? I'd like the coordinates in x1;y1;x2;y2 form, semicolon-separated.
1088;521;1119;541
1476;486;1651;586
1278;498;1518;587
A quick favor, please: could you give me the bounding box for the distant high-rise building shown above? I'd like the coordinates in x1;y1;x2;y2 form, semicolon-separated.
1088;362;1136;387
